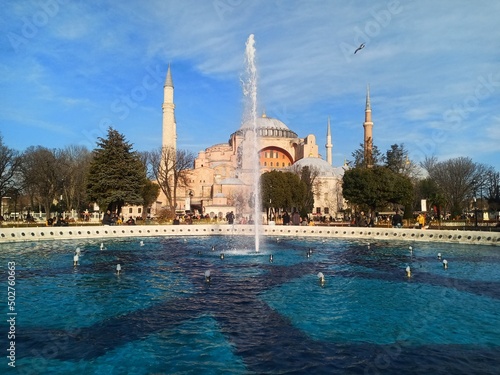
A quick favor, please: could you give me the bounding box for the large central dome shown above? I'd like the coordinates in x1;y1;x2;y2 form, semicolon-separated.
235;114;298;139
240;114;290;131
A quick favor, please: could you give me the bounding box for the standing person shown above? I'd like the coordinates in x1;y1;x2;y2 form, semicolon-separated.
417;213;425;229
392;210;403;228
292;211;300;226
102;210;113;225
358;212;367;227
282;211;290;225
226;211;235;225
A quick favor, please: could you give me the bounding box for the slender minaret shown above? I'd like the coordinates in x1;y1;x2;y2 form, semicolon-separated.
363;84;373;168
325;116;333;165
162;64;176;151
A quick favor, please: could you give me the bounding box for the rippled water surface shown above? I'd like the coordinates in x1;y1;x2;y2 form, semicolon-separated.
1;236;499;374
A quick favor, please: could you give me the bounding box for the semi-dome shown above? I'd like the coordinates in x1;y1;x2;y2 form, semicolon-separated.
292;157;344;177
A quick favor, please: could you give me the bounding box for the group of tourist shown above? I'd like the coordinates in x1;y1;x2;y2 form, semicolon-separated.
349;211;429;229
102;210;140;226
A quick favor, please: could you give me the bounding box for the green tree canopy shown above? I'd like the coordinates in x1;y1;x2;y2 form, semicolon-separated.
260;170;309;214
350;143;382;168
87;128;147;213
342;166;413;213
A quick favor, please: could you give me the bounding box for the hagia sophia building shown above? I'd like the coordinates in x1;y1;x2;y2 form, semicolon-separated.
140;66;374;221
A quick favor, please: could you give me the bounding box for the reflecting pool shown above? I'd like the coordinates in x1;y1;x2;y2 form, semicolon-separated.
2;236;499;374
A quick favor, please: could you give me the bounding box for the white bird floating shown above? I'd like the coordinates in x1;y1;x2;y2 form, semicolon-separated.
140;241;144;247
437;252;442;260
100;243;105;251
205;270;211;283
406;265;411;278
443;259;448;269
317;272;325;285
73;254;79;266
116;264;122;274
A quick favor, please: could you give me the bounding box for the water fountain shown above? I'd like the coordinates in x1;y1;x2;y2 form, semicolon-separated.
241;34;261;253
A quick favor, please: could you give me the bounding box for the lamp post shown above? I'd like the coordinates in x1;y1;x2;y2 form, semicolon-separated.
472;179;478;228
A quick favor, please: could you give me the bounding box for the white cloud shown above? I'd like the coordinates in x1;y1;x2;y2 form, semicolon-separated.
1;0;499;170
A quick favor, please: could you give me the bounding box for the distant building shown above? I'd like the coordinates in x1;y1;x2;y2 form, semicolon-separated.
153;66;356;221
131;67;376;221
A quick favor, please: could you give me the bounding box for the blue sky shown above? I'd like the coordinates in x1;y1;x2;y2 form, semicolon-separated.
1;0;499;171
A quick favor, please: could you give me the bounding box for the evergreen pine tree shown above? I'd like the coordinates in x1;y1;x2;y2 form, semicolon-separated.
87;128;146;214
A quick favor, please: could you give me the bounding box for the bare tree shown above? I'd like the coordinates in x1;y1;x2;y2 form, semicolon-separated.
424;156;485;218
0;134;21;199
19;146;64;216
60;145;92;214
146;146;195;218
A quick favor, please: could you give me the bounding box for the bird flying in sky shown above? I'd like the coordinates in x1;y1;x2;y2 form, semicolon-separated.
354;43;365;54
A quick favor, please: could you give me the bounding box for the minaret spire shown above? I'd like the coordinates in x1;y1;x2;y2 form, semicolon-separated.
162;64;176;151
365;83;371;111
363;84;374;168
326;116;333;165
165;63;174;88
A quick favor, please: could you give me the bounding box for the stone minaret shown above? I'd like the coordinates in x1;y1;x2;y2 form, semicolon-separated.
363;84;373;168
326;116;333;165
162;64;176;150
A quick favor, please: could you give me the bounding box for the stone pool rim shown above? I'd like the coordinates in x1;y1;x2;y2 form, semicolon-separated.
0;224;499;246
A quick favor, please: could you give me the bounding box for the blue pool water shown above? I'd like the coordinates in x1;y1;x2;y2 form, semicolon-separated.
1;236;499;374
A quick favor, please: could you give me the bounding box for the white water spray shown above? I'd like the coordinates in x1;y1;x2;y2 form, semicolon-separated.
243;34;261;252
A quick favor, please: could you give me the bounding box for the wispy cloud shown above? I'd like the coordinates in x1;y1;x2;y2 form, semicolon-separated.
1;0;499;170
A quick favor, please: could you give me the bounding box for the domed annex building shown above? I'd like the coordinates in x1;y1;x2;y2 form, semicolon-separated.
151;66;370;222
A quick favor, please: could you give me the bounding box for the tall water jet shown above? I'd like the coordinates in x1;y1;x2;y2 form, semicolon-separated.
242;34;261;252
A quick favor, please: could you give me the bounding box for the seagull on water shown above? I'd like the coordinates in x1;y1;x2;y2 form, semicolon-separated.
354;43;365;54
